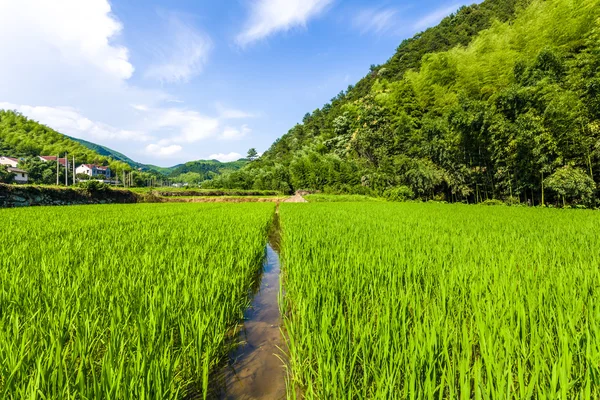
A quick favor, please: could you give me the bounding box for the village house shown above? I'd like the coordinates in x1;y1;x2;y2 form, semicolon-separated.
39;156;70;168
0;156;19;168
76;164;111;178
7;167;28;183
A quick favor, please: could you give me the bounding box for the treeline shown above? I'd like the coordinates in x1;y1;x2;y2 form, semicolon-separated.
169;159;248;185
207;0;600;206
0;110;132;172
0;110;163;186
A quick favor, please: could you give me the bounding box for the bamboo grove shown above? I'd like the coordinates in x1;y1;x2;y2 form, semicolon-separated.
207;0;600;207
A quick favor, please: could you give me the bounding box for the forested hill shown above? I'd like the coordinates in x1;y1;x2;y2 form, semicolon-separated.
0;110;133;174
0;110;246;184
208;0;600;206
68;136;150;171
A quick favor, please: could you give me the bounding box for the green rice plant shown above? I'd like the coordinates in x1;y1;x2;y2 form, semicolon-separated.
0;203;275;399
279;203;600;399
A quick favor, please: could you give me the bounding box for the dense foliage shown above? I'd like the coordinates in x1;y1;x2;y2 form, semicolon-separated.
0;165;14;183
0;203;275;398
280;202;600;398
169;159;248;184
210;0;600;206
0;110;133;176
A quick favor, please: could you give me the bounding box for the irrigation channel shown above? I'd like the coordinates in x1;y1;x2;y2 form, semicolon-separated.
217;211;287;399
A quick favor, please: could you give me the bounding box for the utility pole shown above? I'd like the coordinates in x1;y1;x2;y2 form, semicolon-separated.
65;153;68;186
72;156;75;185
56;154;59;185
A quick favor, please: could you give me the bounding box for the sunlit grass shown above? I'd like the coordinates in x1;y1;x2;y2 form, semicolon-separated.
0;203;275;399
280;202;600;399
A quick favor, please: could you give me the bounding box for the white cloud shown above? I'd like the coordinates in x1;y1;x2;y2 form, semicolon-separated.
0;0;133;81
0;0;259;166
220;125;252;141
145;144;183;157
131;104;149;112
209;152;244;162
353;7;399;35
413;3;462;31
152;109;221;143
216;103;256;119
0;102;150;142
145;14;212;83
236;0;334;47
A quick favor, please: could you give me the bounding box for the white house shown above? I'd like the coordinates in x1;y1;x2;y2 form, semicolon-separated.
7;167;28;183
39;156;70;168
76;164;111;178
0;156;19;168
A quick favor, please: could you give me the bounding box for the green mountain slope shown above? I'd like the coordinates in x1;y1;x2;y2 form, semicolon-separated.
68;136;151;171
71;135;248;179
168;159;248;183
208;0;600;206
0;110;133;174
0;110;245;184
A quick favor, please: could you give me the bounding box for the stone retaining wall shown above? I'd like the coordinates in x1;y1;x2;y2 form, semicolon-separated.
0;184;138;208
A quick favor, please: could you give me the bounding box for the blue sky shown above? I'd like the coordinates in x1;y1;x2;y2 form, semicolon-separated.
0;0;475;166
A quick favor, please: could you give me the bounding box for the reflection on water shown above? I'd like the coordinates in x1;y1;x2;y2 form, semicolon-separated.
218;244;287;400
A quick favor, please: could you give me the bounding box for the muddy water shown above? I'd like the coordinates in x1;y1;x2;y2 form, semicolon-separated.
218;243;287;400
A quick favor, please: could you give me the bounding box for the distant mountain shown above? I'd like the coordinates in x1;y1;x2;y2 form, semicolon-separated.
167;159;248;181
68;136;151;171
0;110;248;184
70;135;248;179
0;110;132;173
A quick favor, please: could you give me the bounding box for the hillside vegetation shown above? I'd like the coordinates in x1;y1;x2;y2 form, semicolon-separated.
167;159;248;184
208;0;600;206
0;110;133;174
0;110;245;185
69;136;151;171
71;136;248;180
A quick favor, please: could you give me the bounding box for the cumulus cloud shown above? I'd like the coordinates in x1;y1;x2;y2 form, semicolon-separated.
0;0;133;81
236;0;334;47
413;3;462;31
145;144;183;157
209;152;244;162
152;109;221;143
353;7;399;35
220;125;252;141
216;103;256;119
145;14;213;83
0;102;150;142
0;0;258;165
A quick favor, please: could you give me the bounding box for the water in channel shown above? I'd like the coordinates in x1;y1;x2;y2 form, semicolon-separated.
218;242;287;400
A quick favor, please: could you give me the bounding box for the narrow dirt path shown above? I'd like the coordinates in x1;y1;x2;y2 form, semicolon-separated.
283;194;307;203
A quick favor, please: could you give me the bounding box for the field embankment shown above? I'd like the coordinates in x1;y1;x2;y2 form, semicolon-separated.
0;183;138;207
152;189;280;197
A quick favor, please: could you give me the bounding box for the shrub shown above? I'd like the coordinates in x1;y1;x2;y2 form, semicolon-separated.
78;180;110;193
383;186;414;202
481;199;505;206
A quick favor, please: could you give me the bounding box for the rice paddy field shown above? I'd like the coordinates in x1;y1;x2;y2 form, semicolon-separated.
279;203;600;399
2;200;600;399
0;203;275;399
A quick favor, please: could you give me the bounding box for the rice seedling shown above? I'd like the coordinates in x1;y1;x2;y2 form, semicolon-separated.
279;202;600;399
0;203;275;399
